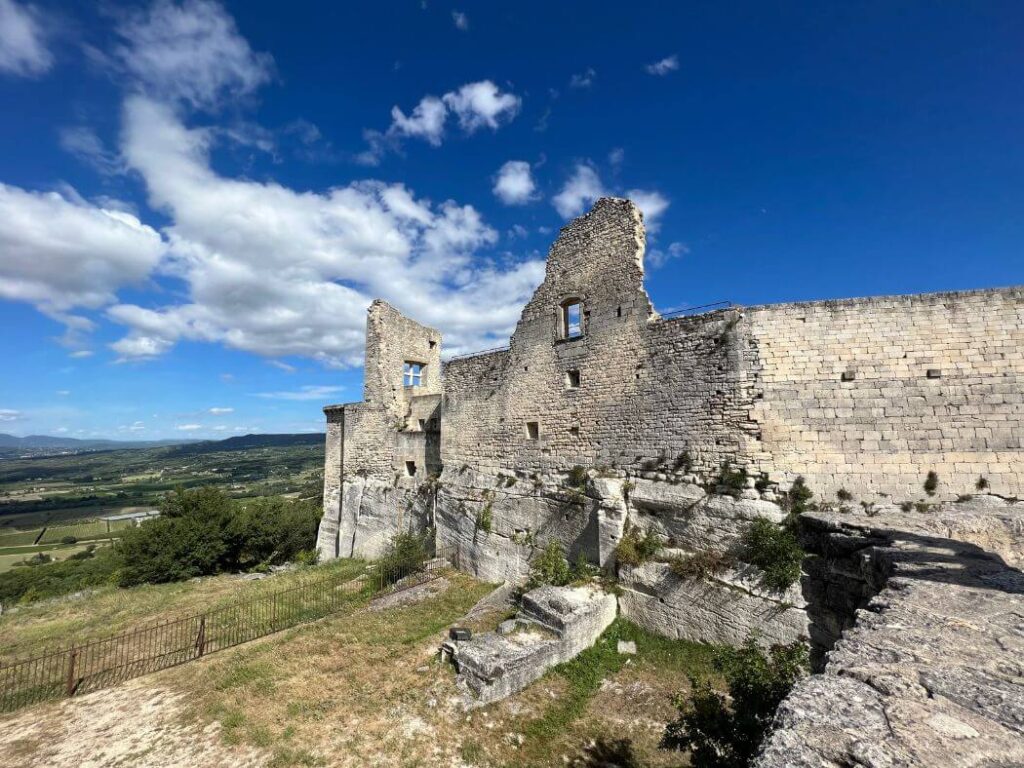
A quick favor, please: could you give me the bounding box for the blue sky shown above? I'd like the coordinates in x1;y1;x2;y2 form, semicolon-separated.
0;1;1022;440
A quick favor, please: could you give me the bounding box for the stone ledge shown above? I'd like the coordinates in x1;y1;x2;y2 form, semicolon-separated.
755;511;1024;767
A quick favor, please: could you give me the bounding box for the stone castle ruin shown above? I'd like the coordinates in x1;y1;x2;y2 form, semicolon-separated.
318;198;1024;764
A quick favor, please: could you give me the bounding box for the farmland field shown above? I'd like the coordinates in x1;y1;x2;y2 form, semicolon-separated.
0;434;325;573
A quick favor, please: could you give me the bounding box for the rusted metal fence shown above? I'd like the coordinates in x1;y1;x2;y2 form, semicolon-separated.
0;549;453;714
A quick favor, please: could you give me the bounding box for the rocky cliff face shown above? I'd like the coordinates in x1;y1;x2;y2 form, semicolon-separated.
756;498;1024;767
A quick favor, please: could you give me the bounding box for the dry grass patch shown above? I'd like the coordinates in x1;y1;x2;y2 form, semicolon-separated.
0;558;367;662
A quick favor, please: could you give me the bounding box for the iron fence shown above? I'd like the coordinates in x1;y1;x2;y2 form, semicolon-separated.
0;548;453;713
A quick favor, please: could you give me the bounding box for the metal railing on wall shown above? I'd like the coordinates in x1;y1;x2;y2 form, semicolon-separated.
0;548;454;714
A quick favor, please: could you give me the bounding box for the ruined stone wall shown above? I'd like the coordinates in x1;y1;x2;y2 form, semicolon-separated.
316;301;442;560
742;288;1024;501
436;199;758;582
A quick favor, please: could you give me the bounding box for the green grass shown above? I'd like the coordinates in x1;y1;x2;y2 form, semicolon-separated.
38;520;116;544
515;618;718;764
0;529;42;547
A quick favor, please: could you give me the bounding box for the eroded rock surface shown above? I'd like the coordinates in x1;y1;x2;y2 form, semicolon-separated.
755;506;1024;767
447;584;616;706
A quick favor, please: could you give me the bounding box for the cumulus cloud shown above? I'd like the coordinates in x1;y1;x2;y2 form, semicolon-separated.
493;161;536;205
0;182;166;333
626;188;670;232
552;165;671;232
110;0;274;110
645;55;679;76
0;0;52;77
552;163;605;218
255;385;343;401
443;81;520;132
451;11;468;30
359;80;521;164
0;409;23;422
209;407;233;414
175;423;202;431
104;97;543;363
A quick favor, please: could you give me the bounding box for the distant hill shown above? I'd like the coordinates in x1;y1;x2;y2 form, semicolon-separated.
166;433;324;456
0;434;197;451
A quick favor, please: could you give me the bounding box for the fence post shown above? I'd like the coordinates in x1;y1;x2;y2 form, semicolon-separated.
65;647;78;697
196;616;206;658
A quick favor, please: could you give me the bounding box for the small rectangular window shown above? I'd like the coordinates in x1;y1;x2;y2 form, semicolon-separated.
405;460;417;476
560;301;583;339
840;370;856;382
403;361;424;386
418;418;426;430
566;370;581;388
526;422;540;440
926;369;942;379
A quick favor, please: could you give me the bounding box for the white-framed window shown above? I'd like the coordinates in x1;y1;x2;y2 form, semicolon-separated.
560;299;583;340
403;361;424;386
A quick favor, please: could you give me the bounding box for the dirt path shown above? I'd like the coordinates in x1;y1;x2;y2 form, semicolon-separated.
0;677;267;768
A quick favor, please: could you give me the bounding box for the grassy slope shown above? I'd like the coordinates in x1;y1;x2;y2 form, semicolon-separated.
0;558;367;662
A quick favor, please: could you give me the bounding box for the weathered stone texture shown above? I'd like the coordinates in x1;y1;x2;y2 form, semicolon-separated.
618;559;809;648
317;300;442;560
448;584;617;706
745;288;1024;500
755;505;1024;768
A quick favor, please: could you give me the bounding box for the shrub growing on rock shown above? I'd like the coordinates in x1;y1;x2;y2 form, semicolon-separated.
662;636;809;767
614;523;661;567
667;549;735;580
528;541;572;588
742;517;804;592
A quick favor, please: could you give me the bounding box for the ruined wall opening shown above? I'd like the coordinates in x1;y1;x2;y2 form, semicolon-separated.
565;369;581;388
526;421;540;440
559;299;583;340
405;460;417;476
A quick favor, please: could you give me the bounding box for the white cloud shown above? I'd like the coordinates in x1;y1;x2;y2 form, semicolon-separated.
175;423;202;431
569;68;595;89
608;147;624;168
552;163;605;218
0;409;23;422
110;0;274;110
56;390;70;396
493;161;536;205
103;97;543;363
452;11;468;30
268;360;296;373
359;80;520;164
388;95;447;146
645;55;679;76
59;127;126;176
69;350;94;359
209;407;233;414
120;420;146;432
255;385;343;401
0;182;166;334
647;241;690;268
443;81;520;132
0;0;52;77
626;189;670;232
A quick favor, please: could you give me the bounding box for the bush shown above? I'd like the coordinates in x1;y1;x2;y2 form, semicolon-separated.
378;530;430;586
0;547;119;606
717;462;748;497
117;488;321;587
742;517;803;591
976;476;989;491
614;523;661;567
528;541;572;589
786;476;814;515
668;549;734;580
924;471;939;496
60;535;78;545
836;488;852;502
662;636;808;767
